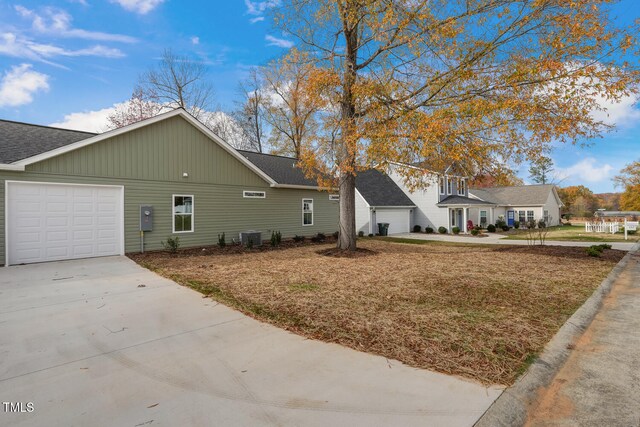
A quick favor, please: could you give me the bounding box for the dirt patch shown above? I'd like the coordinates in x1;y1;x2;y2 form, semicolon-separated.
316;247;378;258
130;240;624;386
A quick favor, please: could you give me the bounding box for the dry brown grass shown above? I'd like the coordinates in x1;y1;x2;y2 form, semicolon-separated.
130;240;624;386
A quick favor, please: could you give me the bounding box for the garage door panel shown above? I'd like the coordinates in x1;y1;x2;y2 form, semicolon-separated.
376;209;410;235
7;182;123;265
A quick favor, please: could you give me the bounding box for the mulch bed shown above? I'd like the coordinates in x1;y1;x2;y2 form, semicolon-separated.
130;239;625;386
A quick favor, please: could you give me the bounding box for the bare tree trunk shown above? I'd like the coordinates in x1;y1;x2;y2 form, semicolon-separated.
338;171;357;250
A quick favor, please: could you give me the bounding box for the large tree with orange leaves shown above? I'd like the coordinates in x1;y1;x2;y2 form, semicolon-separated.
274;0;639;250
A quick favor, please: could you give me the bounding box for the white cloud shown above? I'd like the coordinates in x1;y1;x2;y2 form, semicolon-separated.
265;35;293;48
590;93;640;127
110;0;165;14
15;6;136;43
49;104;120;132
0;64;49;107
190;36;199;45
556;158;614;183
245;0;279;15
249;16;265;24
0;32;125;63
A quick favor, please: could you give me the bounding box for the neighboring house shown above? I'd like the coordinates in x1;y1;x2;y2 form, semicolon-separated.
354;169;416;235
0;109;338;266
469;185;563;227
356;163;563;234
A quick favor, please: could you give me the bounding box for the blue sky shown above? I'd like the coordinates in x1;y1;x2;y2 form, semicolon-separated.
0;0;638;193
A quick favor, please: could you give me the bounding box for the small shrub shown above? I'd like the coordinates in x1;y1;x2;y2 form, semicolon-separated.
311;232;326;243
424;227;434;234
217;232;226;248
358;230;364;237
470;228;480;236
597;243;612;250
452;226;460;234
246;238;254;249
501;225;510;231
413;225;422;233
270;230;282;247
495;218;506;228
293;235;305;242
487;224;496;233
438;226;447;234
586;246;603;257
161;236;180;253
368;233;374;237
513;221;520;229
332;231;339;239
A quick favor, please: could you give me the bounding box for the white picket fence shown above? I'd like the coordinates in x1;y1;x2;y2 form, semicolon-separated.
585;221;620;234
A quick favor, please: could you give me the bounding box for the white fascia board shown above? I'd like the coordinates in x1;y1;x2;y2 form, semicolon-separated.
0;164;25;171
270;183;336;191
13;109;278;186
371;205;416;209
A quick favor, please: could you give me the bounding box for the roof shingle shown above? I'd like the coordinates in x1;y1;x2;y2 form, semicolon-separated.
469;185;558;206
355;169;415;207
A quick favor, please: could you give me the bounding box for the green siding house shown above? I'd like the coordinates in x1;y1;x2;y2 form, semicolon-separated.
0;109;339;265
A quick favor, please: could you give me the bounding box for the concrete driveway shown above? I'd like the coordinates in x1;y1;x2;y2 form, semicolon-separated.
0;256;502;427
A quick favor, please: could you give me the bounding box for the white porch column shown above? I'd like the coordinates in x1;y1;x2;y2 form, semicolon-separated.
463;208;468;233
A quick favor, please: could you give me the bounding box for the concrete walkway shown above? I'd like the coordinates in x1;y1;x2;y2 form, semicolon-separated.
524;249;640;426
393;232;637;251
0;256;502;427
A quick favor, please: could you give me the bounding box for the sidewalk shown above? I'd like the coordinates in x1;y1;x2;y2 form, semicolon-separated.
475;244;640;426
392;232;637;251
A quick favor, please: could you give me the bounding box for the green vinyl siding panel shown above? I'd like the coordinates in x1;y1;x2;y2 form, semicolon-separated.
28;115;267;188
1;116;339;263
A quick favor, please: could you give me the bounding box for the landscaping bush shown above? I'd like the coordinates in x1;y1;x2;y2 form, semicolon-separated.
597;243;612;250
311;233;326;243
413;225;422;233
425;227;434;234
501;225;510;231
470;228;480;236
452;226;460;234
487;224;496;232
293;235;305;242
586;245;604;257
358;230;365;237
217;233;226;248
245;238;254;249
368;233;374;237
161;236;180;253
495;217;506;228
270;231;282;247
438;226;447;234
513;221;520;229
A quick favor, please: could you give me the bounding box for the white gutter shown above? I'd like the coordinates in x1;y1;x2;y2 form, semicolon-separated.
0;164;25;171
270;183;337;191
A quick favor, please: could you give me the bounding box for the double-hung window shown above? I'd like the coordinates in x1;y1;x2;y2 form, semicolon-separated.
518;210;526;223
173;195;194;233
446;177;453;195
544;210;549;223
457;178;466;195
527;210;535;223
439;176;445;195
480;210;487;226
302;199;314;226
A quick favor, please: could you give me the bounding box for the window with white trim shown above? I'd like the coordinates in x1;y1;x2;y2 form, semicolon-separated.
544;210;549;223
439;176;445;195
518;210;526;223
446;177;453;195
329;194;340;201
480;210;487;226
302;199;314;226
527;210;535;222
243;190;266;198
457;178;466;195
173;195;193;233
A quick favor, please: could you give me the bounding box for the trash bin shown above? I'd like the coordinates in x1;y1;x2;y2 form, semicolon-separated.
377;222;390;236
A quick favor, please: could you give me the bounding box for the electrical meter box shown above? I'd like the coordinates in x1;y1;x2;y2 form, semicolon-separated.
140;205;153;232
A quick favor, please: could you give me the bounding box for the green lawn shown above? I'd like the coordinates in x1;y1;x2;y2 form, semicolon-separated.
501;224;639;242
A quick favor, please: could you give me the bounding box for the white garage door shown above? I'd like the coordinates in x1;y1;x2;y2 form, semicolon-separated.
7;182;124;265
375;209;411;235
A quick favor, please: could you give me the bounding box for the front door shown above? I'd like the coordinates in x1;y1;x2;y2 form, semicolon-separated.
507;210;515;226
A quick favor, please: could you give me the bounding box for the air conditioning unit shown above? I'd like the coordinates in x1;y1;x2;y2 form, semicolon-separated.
239;231;262;247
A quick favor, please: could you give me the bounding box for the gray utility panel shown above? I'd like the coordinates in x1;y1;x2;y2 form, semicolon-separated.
140;205;153;231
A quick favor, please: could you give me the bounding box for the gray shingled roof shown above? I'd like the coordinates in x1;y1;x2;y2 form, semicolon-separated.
0;119;95;163
238;150;317;186
355;169;415;207
469;185;558;206
437;195;495;206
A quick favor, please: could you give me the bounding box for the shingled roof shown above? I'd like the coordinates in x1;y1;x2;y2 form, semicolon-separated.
237;150;318;186
0;119;95;163
469;184;560;206
355;169;415;207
